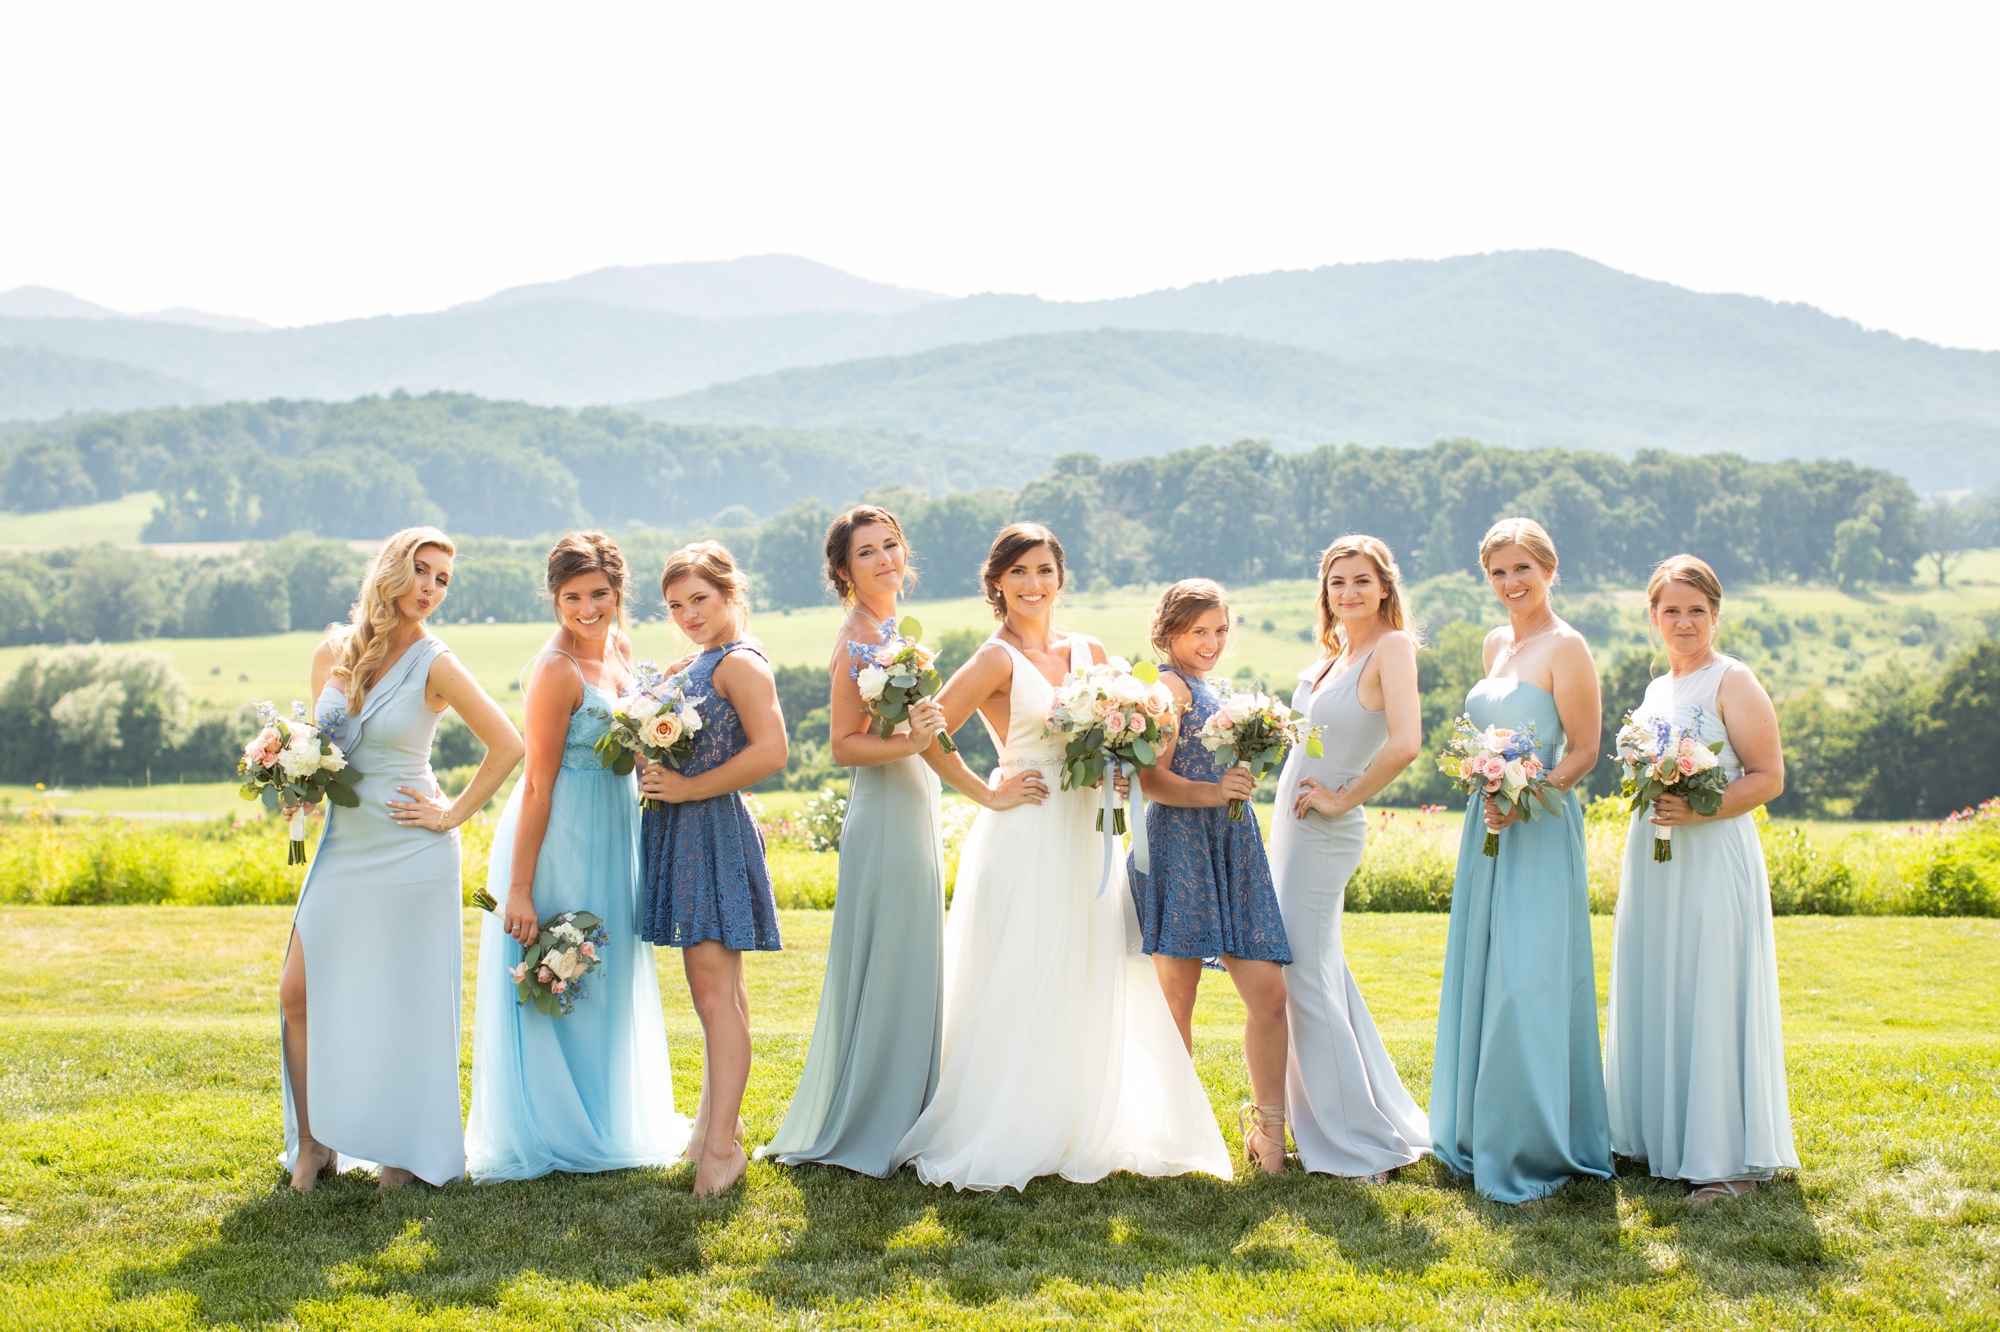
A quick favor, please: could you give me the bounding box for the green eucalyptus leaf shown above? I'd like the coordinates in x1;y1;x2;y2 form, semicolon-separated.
899;615;924;640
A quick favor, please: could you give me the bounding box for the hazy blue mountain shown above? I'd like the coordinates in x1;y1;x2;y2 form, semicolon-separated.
474;254;945;317
635;327;2000;490
3;252;1998;487
0;286;124;319
0;344;211;420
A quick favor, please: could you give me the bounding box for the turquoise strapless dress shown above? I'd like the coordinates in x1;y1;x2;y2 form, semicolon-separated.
1429;677;1612;1203
466;671;690;1180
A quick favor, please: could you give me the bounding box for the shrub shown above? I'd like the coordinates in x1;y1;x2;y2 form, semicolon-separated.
1764;827;1859;915
798;787;847;853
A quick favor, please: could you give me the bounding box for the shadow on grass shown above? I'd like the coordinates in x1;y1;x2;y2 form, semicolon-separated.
112;1162;734;1327
114;1155;1829;1324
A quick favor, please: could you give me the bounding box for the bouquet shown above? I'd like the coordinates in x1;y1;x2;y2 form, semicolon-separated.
595;661;704;809
237;701;361;864
1437;717;1564;856
1613;709;1727;862
1044;656;1177;834
1196;684;1325;820
470;893;609;1017
849;614;957;753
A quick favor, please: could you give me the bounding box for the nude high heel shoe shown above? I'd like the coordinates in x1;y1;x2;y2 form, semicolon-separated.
1239;1103;1289;1176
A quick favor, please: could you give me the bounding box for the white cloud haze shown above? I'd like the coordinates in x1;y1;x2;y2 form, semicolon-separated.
2;1;1996;347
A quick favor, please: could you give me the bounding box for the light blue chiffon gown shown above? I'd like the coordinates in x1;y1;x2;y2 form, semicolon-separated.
1430;677;1613;1203
283;635;465;1186
466;653;689;1180
1605;658;1798;1184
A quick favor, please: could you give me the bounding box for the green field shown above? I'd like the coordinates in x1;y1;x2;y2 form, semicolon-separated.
0;906;1992;1329
0;490;159;547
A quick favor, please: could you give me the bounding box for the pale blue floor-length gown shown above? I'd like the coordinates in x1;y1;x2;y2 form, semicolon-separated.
1430;678;1613;1203
1605;658;1798;1184
282;635;465;1186
762;746;946;1176
466;652;690;1181
1270;646;1429;1176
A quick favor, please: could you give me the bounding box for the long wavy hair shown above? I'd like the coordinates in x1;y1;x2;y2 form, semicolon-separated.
1314;534;1411;657
330;526;456;713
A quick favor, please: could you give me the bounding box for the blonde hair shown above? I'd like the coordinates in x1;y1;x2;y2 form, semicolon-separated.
1478;517;1560;581
660;540;752;640
546;530;630;629
331;526;456;714
1647;553;1724;610
823;505;916;605
1149;579;1230;664
1315;535;1410;657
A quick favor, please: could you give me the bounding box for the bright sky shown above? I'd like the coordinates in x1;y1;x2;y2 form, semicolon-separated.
3;2;1996;348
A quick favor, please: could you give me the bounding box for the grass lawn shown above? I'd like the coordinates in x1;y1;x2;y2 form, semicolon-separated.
0;909;1992;1329
0;490;159;547
0;781;249;818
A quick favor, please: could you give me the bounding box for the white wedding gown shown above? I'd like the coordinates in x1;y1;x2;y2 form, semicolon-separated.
891;633;1231;1191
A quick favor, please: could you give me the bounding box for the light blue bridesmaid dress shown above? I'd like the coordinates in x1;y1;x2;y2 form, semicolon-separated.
466;651;690;1181
1430;677;1613;1203
283;635;465;1186
1605;658;1798;1184
763;741;945;1176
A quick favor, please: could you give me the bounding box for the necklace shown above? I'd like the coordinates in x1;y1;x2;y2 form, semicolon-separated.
1496;612;1557;668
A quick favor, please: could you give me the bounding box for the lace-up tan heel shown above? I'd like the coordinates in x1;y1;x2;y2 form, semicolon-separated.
1239;1102;1288;1175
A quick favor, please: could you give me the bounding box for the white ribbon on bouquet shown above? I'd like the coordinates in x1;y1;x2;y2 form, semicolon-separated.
1094;756;1151;899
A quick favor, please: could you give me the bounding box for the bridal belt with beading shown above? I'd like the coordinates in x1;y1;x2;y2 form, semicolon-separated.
998;756;1063;769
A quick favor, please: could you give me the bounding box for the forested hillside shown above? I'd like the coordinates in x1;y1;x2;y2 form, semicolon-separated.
0;393;1038;538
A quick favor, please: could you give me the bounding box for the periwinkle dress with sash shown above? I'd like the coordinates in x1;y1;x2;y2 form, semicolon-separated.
466;652;690;1180
640;640;782;952
1270;646;1428;1176
763;703;946;1176
282;635;465;1186
890;633;1230;1191
1126;668;1291;966
1605;658;1798;1184
1430;677;1613;1203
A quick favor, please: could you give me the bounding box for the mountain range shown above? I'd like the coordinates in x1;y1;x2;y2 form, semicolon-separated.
3;251;1997;490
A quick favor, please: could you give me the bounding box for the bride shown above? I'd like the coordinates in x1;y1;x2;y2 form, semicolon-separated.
892;522;1231;1190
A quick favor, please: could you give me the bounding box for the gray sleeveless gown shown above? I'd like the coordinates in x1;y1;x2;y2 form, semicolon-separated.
762;748;946;1175
1269;648;1429;1176
282;636;466;1186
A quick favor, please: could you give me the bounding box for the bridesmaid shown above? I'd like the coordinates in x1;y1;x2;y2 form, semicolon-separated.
1605;554;1798;1203
466;532;691;1180
280;527;524;1190
1127;578;1294;1175
1271;536;1429;1182
1430;517;1613;1205
762;506;952;1175
639;540;787;1198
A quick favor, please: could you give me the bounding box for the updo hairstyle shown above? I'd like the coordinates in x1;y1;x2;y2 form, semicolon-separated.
545;530;630;627
1477;517;1561;582
1314;534;1411;656
823;505;916;605
1149;578;1230;663
1647;553;1724;610
660;540;752;636
331;525;457;713
980;522;1065;620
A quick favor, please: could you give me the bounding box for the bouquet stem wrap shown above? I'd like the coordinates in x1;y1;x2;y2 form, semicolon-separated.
1653;823;1673;862
287;809;307;866
1092;759;1151;899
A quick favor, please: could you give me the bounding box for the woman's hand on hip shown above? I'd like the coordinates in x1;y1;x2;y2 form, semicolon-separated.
1292;776;1352;820
387;783;454;832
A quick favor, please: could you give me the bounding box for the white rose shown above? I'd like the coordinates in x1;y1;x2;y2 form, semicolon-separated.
627;695;661;721
856;665;890;701
1223;694;1260;723
1105;656;1133;675
1109;673;1148;704
682;706;702;732
1502;758;1528;792
546;948;582;981
277;747;318;780
319;744;347;773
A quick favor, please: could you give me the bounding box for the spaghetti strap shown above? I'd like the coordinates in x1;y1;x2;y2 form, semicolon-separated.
518;647;588;703
1068;632;1091;673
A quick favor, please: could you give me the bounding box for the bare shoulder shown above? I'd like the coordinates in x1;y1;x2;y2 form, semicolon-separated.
1718;657;1772;707
1374;629;1419;665
1481;623;1510;665
1161;670;1194;705
1551;624;1597;667
311;632;345;672
715;645;775;687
